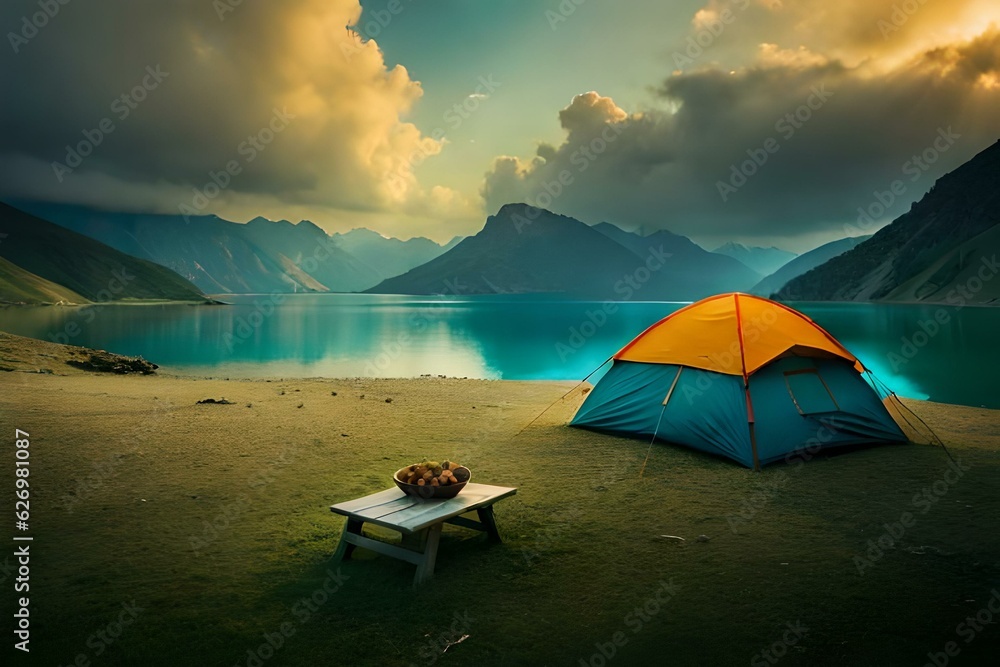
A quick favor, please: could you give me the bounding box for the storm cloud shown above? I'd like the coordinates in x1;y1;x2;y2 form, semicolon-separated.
482;6;1000;247
0;0;474;231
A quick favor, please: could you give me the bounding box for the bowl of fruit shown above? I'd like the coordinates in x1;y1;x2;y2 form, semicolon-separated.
394;460;471;499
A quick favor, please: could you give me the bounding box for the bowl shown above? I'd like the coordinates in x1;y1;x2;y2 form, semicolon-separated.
394;464;471;499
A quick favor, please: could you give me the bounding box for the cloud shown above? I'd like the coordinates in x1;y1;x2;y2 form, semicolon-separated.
481;27;1000;245
0;0;472;228
675;0;1000;71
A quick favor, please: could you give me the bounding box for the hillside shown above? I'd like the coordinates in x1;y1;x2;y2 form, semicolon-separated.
241;217;382;292
752;235;871;299
593;222;761;293
884;223;1000;305
0;203;207;303
782;139;1000;303
0;256;90;304
11;201;382;294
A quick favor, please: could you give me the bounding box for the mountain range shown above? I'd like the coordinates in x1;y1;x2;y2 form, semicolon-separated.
10;201;454;296
4;138;997;306
713;242;797;276
366;204;761;299
752;236;871;298
591;222;762;292
331;228;463;283
0;203;206;304
781;139;1000;305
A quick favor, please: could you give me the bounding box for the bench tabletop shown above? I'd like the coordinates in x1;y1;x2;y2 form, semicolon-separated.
330;482;517;534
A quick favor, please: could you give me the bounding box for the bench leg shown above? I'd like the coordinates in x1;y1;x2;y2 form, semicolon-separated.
399;528;427;552
477;506;502;543
333;518;364;562
413;523;442;586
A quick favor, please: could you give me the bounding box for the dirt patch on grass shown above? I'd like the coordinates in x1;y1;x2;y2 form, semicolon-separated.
0;330;157;375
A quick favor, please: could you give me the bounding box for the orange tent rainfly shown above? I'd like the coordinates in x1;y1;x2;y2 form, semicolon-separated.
572;293;907;469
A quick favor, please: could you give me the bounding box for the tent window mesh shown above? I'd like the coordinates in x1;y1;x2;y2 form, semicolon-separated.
783;369;839;415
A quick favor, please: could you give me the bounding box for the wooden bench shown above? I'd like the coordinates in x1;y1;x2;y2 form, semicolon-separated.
330;482;517;585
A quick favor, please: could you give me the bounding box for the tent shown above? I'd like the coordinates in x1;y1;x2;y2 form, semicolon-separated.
570;293;908;469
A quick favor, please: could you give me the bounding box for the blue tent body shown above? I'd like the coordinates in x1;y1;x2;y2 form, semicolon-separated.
572;356;906;468
570;294;908;468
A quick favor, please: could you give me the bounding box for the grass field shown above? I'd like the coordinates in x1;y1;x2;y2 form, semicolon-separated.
4;369;1000;666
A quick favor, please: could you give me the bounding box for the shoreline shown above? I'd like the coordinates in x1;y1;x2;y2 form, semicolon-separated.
0;298;226;307
1;329;997;413
2;293;998;308
3;338;996;453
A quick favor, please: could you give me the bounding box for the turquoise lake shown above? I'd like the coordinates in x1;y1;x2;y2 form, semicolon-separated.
1;294;997;409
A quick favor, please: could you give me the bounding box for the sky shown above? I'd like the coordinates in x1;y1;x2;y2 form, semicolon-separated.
1;0;999;252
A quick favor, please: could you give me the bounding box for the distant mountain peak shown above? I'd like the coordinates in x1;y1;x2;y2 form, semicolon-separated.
495;202;538;216
368;205;762;298
482;203;583;239
331;226;455;283
487;202;539;225
714;241;790;253
337;227;445;246
295;219;327;236
713;242;797;275
341;227;389;240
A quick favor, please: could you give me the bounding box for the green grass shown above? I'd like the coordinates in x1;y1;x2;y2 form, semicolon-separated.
12;376;1000;666
0;256;89;304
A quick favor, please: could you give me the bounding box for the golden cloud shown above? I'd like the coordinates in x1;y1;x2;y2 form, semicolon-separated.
0;0;472;231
